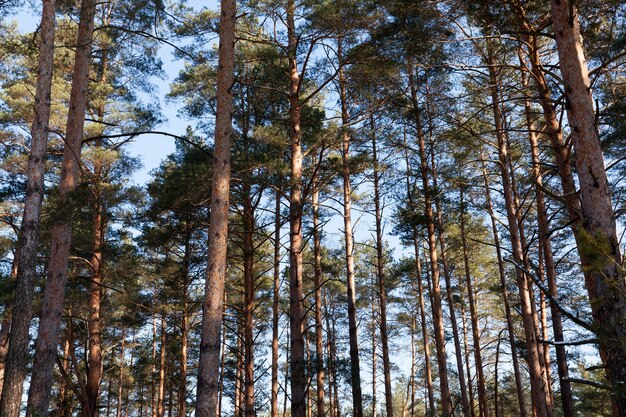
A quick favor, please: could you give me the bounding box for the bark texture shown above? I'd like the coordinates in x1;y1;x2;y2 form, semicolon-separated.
0;1;56;414
195;0;236;414
25;1;97;415
286;1;307;416
549;2;626;413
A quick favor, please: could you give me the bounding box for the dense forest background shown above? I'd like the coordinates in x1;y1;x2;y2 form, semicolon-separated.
0;0;625;417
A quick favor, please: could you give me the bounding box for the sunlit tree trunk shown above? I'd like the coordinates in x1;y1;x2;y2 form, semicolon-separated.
195;0;236;415
486;46;552;417
286;1;307;416
519;58;574;416
549;2;626;413
26;1;97;415
0;0;56;414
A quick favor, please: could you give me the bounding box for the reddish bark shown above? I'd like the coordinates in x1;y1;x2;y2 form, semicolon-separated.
0;1;56;414
194;0;236;415
25;1;97;415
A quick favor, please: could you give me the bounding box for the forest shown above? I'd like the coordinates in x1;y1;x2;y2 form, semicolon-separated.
0;0;625;416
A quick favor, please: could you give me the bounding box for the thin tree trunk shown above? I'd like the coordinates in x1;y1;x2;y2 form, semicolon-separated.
337;37;364;417
371;282;377;417
283;326;290;417
26;1;97;415
409;317;416;417
271;192;281;417
0;0;56;414
116;327;126;417
494;332;503;417
157;316;166;417
427;124;470;417
407;59;451;416
243;181;256;417
520;60;575;416
234;327;243;417
486;45;552;417
480;158;527;417
124;330;135;417
180;224;191;417
403;146;435;416
312;185;325;417
195;0;236;414
152;314;158;417
549;2;626;413
324;291;338;417
370;117;393;417
459;189;490;417
459;296;475;417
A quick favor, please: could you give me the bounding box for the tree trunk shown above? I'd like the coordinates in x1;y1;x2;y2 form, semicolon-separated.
157;316;166;417
459;296;475;417
426;110;470;417
57;327;72;417
271;192;281;417
459;189;490;417
480;159;527;417
403;147;435;416
243;181;256;417
286;1;307;416
116;327;126;417
86;142;105;417
152;314;158;417
407;59;451;417
312;185;325;417
520;60;575;417
25;1;97;415
234;325;243;417
549;2;626;413
370;117;393;417
486;46;552;417
324;291;338;417
180;224;191;417
0;0;56;414
371;281;377;417
337;37;364;417
409;317;416;417
195;0;236;415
